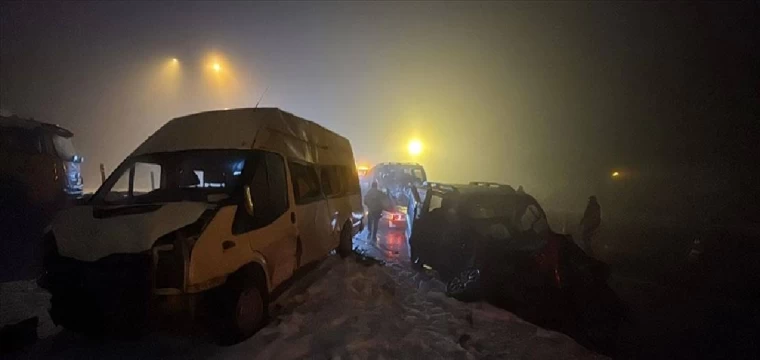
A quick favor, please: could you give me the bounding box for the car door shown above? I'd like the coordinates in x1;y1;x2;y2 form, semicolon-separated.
405;185;422;238
412;191;445;265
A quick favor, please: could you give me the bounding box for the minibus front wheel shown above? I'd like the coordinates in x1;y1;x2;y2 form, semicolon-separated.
216;266;268;345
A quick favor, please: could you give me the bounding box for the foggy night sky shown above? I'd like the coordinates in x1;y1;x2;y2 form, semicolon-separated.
2;1;758;220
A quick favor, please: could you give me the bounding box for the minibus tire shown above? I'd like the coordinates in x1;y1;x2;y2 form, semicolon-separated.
217;272;266;345
338;222;353;258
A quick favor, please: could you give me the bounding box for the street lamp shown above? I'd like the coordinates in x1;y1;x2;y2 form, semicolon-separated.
611;171;620;178
408;139;423;157
213;63;221;72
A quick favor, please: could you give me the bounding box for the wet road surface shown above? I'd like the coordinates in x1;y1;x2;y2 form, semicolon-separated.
353;225;410;266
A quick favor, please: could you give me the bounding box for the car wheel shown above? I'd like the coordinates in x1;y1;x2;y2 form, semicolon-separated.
338;223;353;258
218;274;266;345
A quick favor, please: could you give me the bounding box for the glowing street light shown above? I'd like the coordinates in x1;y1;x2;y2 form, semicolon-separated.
611;171;620;178
171;58;179;64
408;139;423;157
213;63;221;72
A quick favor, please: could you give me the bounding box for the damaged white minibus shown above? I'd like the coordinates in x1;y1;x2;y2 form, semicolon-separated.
40;108;363;342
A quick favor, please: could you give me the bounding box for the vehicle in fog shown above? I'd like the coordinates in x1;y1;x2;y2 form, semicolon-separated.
360;162;427;230
0;115;84;209
360;162;426;197
356;165;369;179
39;108;363;343
408;181;626;354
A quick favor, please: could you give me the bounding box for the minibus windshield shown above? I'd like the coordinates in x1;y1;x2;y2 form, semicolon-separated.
93;150;257;205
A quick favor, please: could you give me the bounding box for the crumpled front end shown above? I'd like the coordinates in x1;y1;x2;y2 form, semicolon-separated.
40;205;219;335
41;233;152;335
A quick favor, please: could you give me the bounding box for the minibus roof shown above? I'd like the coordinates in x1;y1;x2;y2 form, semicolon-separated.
131;108;355;165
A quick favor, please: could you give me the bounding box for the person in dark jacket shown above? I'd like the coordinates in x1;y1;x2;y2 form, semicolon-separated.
364;181;389;240
580;195;601;256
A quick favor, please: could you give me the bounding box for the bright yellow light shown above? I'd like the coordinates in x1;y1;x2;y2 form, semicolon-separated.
171;58;179;64
611;171;620;178
213;63;221;72
408;139;423;156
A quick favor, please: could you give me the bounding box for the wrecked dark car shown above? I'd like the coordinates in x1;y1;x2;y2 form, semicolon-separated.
408;182;626;354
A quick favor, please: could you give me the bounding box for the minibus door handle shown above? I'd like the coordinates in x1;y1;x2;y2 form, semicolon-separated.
290;212;296;224
222;241;236;251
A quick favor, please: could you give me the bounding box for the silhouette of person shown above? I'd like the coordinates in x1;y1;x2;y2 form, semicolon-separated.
580;195;601;256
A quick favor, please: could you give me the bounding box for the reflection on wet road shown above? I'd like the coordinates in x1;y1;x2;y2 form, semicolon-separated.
353;225;410;265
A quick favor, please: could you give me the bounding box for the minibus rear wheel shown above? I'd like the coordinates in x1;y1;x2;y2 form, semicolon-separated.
217;269;267;345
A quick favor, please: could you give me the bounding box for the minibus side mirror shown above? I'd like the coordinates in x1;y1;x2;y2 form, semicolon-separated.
243;185;255;216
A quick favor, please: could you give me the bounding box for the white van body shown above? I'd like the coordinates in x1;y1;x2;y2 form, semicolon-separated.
42;108;363;335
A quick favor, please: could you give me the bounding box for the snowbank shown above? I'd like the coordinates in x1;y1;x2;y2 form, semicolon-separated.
5;255;604;359
219;256;604;359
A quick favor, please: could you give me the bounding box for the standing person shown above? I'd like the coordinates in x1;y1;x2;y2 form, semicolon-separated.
580;195;602;257
364;181;388;240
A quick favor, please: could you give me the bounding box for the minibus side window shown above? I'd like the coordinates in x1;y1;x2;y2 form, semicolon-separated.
320;166;343;198
342;166;360;195
320;167;334;197
288;161;323;204
266;153;289;214
233;153;289;234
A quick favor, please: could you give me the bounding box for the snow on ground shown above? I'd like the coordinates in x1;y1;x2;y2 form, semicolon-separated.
233;256;603;360
0;280;57;339
5;253;603;359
